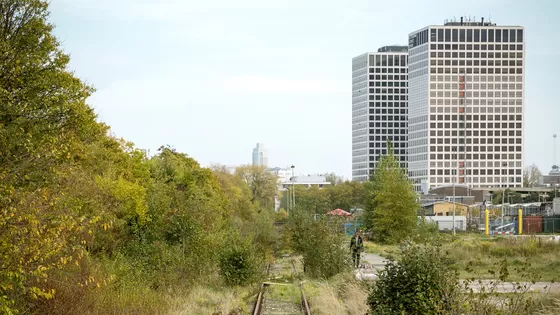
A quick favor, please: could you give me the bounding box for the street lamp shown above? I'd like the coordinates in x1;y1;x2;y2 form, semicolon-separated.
291;165;295;209
286;185;291;213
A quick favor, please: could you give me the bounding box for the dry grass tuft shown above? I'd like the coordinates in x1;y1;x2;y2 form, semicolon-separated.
309;283;345;315
169;285;253;315
340;282;369;315
307;272;369;315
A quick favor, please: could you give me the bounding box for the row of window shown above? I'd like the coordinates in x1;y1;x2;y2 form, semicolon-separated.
430;99;523;106
370;88;408;94
368;141;407;147
370;123;407;129
366;136;408;142
431;138;522;144
438;91;523;98
370;108;408;114
368;150;407;156
430;67;522;74
369;67;408;73
430;122;522;129
370;82;408;88
430;177;523;184
370;115;408;121
431;75;522;83
431;59;523;67
370;101;408;107
430;28;523;44
430;114;522;121
431;83;523;89
369;95;407;101
369;128;408;135
430;130;522;137
430;43;523;52
368;162;408;169
368;54;408;67
369;74;407;81
430;146;522;152
431;169;522;175
429;153;522;160
431;161;522;167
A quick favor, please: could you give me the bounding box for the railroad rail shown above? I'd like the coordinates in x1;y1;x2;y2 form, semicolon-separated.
252;256;311;315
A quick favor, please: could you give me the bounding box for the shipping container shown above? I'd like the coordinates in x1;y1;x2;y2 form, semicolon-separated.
523;216;543;234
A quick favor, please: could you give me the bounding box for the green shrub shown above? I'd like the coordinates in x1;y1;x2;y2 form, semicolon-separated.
288;212;350;278
368;242;461;314
413;218;440;243
219;236;262;286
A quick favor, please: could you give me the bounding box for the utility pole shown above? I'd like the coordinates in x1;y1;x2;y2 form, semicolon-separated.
555;134;558;199
502;187;505;227
452;181;456;235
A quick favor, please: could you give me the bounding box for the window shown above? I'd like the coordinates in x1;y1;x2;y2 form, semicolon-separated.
489;29;494;42
445;29;451;42
467;29;473;41
452;29;458;42
474;29;480;42
460;29;465;42
503;29;509;42
510;29;516;42
517;29;523;42
431;28;436;42
382;55;387;66
496;29;501;42
437;28;444;42
481;29;487;42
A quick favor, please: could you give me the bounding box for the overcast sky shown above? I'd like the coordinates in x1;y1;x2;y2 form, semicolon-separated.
50;0;559;179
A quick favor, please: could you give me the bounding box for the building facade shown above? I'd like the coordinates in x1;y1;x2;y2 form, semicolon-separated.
252;143;268;167
352;46;409;182
408;18;524;192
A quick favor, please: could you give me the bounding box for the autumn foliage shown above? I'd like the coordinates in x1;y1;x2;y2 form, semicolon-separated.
0;1;277;313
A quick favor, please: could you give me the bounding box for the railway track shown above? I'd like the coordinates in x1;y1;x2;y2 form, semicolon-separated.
252;256;311;315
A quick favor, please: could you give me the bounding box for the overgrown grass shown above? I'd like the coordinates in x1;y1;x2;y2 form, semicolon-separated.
446;236;560;281
366;235;560;282
169;285;255;315
303;272;369;315
267;285;301;305
363;241;398;258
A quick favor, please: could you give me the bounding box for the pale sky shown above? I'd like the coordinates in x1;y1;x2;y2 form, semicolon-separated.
50;0;559;179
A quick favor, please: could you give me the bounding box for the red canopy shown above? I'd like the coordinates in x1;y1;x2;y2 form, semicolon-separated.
327;208;352;216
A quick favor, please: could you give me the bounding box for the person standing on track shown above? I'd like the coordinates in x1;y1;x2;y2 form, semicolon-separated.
350;230;364;268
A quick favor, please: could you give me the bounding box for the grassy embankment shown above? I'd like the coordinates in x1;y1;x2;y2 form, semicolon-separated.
364;234;560;282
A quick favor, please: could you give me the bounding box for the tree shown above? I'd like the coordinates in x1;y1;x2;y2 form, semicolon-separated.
366;142;419;244
324;172;344;185
0;0;104;310
328;181;367;212
523;164;542;187
280;185;331;214
492;189;523;205
235;165;277;210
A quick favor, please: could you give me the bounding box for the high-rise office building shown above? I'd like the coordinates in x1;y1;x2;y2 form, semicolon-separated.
352;46;409;182
407;18;524;192
252;143;268;167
